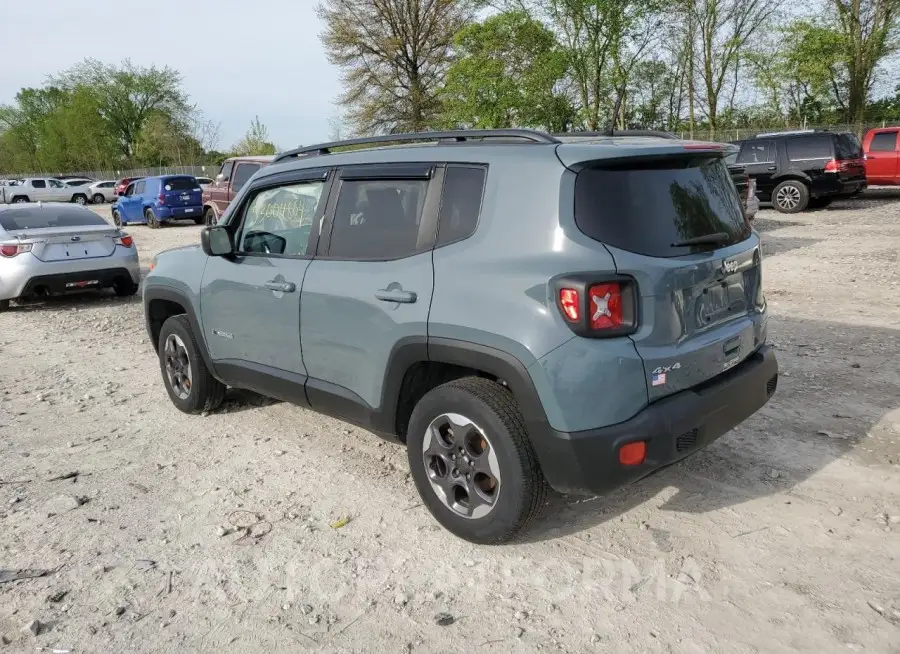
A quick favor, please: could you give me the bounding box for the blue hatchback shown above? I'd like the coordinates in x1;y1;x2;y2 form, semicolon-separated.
112;175;203;228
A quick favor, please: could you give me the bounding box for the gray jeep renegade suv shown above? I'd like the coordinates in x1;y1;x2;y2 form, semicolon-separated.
143;129;777;544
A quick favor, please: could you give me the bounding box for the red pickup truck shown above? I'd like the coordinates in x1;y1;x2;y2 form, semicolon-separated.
201;154;275;225
863;127;900;186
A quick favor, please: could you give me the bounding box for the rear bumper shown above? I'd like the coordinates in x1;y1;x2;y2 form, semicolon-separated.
533;345;778;495
156;205;202;220
816;176;867;197
20;267;137;295
0;251;139;300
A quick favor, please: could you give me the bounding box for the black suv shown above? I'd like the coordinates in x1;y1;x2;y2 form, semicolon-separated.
736;130;866;213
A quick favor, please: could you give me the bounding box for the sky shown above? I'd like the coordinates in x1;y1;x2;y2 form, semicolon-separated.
0;0;342;152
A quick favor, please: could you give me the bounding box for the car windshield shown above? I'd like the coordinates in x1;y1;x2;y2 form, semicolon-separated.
0;208;108;231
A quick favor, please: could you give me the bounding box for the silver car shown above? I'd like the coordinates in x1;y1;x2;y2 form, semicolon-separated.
0;203;140;311
87;180;118;204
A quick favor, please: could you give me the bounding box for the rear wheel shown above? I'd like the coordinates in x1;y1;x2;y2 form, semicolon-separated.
192;215;204;225
12;196;28;204
406;377;547;544
0;299;9;312
112;208;122;227
158;315;226;414
772;180;809;213
144;208;160;229
203;207;216;226
71;194;87;205
92;193;105;204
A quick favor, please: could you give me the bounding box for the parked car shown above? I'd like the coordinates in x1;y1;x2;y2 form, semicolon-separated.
724;144;759;220
144;128;777;544
195;176;214;189
862;127;900;186
115;176;145;197
1;177;92;205
112;175;203;228
0;202;139;311
64;178;94;188
202;155;275;225
736;129;866;213
88;180;118;204
57;174;96;182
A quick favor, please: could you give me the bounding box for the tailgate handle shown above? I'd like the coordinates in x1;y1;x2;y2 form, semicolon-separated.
723;336;741;356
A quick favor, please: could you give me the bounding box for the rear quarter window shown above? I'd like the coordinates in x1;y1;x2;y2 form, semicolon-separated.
574;155;750;258
786;135;833;161
835;133;862;159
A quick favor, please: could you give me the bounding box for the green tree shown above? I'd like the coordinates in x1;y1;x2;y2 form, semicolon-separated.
318;0;478;134
441;11;574;130
231;116;276;156
53;59;192;159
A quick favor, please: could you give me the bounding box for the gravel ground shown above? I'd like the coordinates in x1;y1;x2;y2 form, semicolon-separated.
1;194;899;653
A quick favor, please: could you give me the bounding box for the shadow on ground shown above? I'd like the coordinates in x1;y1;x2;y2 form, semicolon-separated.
519;314;900;543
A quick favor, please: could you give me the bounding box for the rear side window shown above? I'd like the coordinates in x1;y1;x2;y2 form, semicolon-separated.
574;155;749;258
164;177;199;191
436;166;486;246
232;163;261;193
870;132;898;152
328;178;428;259
835;133;862;159
31;179;47;188
737;141;774;164
0;208;107;231
786;136;833;161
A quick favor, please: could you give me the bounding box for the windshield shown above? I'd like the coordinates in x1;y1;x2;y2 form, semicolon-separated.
574;155;750;258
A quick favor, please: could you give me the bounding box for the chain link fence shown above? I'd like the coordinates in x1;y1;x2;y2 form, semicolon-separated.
680;122;899;143
1;164;222;182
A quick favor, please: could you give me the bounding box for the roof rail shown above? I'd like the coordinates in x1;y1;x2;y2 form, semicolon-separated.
753;129;821;138
273;129;559;163
553;129;679;139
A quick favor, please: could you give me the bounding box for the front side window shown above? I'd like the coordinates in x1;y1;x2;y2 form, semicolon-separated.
135;181;146;194
124;184;135;197
219;161;234;181
328;178;428;259
737;141;774;164
237;181;325;257
232;163;261;193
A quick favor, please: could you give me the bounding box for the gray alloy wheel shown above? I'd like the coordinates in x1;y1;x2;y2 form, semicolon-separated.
422;412;502;519
775;184;801;211
92;193;105;204
112;208;122;227
72;194;87;205
163;333;193;400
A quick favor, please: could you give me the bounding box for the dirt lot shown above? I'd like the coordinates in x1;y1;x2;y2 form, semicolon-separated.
1;194;899;653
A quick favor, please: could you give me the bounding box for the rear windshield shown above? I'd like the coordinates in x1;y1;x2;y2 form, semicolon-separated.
834;133;862;159
0;208;108;231
163;176;199;191
574;155;750;258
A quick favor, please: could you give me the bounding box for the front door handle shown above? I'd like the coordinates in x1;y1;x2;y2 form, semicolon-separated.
265;280;296;293
375;289;417;303
766;166;776;170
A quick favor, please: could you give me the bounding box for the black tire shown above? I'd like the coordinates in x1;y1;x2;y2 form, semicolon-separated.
92;193;105;204
144;208;160;229
772;180;809;213
113;277;139;297
192;215;204;225
71;194;88;205
12;196;29;204
112;208;122;227
157;315;226;414
808;197;833;210
203;207;216;226
0;299;9;312
406;377;547;544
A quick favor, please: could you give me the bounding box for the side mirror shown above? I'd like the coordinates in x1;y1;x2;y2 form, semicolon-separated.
201;225;234;257
215;173;225;184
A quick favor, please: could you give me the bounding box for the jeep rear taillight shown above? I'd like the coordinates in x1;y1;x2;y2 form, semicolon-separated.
554;275;638;338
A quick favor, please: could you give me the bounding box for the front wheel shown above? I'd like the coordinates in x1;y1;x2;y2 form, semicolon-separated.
158;315;226;414
772;180;810;213
203;207;217;226
112;208;122;227
144;208;160;229
0;299;9;312
406;377;547;544
12;197;28;204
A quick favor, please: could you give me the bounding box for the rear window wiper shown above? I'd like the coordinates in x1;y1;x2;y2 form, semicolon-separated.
671;232;731;248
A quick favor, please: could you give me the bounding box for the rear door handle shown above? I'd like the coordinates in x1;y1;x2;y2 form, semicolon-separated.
766;166;776;170
264;280;296;293
375;289;417;303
